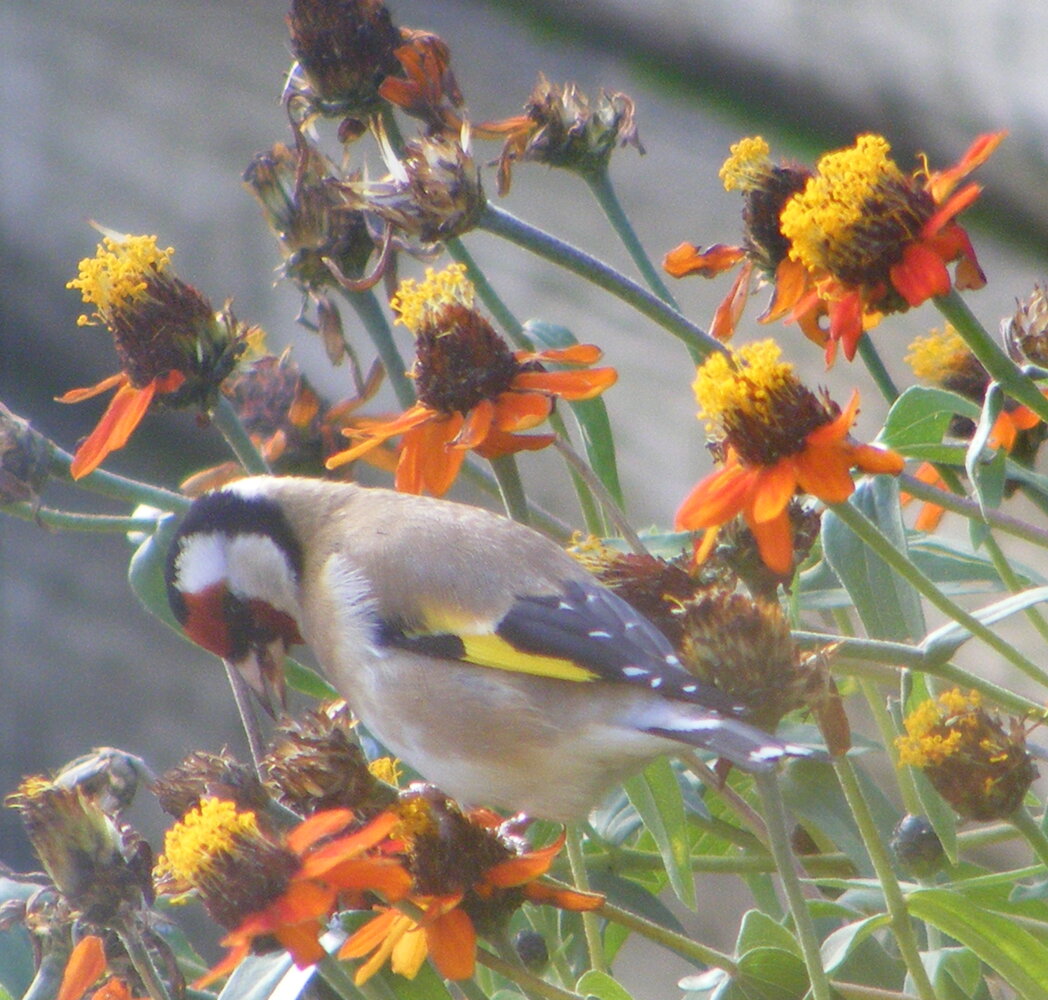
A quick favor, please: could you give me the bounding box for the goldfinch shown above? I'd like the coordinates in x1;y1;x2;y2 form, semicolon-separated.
165;476;816;820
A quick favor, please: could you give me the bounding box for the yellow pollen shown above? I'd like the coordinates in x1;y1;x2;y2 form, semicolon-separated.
67;235;174;327
391;263;475;334
692;339;798;435
393;798;437;840
905;325;971;383
155;798;261;883
367;756;402;787
719;136;771;192
780;134;902;272
895;688;982;767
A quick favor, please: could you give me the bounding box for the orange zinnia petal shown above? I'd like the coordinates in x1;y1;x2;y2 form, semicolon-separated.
748;461;797;523
890;241;952;307
58;935;107;1000
452;399;495;449
69;378;158;479
390;925;429;979
675;460;754;529
287;808;357;855
340;909;401;960
522;880;605;910
925;131;1005;204
516;344;603;365
850;442;905;476
792;445;857;504
491;391;551;432
762;258;811;323
746;507;795;576
56;371;128;404
326;404;433;470
274;919;327;968
828;292;866;362
511;367;618;400
400;416;465;496
663;242;745;278
473;429;556;458
711;259;754;341
424;908;477;981
486;834;564;888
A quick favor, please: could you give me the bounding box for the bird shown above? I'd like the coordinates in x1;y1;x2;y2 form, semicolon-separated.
164;475;818;821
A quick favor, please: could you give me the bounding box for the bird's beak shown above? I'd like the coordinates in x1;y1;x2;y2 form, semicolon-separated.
226;637;288;718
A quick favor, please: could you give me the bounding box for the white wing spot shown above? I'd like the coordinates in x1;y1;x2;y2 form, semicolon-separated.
682;684;697;694
651;677;663;689
622;666;648;678
588;629;612;639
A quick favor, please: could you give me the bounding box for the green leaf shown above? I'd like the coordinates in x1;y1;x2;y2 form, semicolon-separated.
907;887;1048;1000
882;386;981;448
370;955;457;1000
822;478;926;641
736;909;802;959
623;758;695;909
217;951;309;1000
577;969;637;1000
965;384;1007;525
919;585;1048;664
924;947;985;1000
523;319;623;506
733;948;809;1000
819;913;891;973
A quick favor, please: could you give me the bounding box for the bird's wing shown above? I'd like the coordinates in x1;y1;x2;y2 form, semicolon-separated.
377;577;746;716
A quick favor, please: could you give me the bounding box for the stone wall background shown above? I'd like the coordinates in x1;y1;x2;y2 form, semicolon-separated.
2;1;1048;990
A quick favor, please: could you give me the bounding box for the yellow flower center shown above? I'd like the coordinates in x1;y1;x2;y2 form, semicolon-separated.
905;325;971;383
895;688;982;767
67;235;174;327
720;136;771;192
368;756;402;787
156;798;262;883
392;263;475;334
780;135;904;273
693;340;797;436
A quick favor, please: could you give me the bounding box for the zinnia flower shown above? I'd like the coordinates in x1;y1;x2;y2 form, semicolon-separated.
896;688;1037;821
60;233;256;478
340;795;601;982
777;131;1005;362
663;136;814;342
675;339;904;575
378;30;465;136
154;799;410;985
326;264;617;494
902;324;1045;530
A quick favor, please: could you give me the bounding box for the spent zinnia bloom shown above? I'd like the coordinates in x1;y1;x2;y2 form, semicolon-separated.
664;136;814;342
896;688;1038;821
378;30;465;136
340;793;601;982
902;323;1045;530
478;74;643;196
155;799;410;984
60;234;256;478
675;339;904;575
326;264;617;494
778;131;1005;362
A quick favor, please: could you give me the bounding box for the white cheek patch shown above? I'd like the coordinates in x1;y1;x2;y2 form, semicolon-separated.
176;531;300;618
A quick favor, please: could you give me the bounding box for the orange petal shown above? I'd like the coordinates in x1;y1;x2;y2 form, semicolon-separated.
58;935;107;1000
511;367;618;401
55;371;128;404
792;446;857;505
274;919;328;968
473;429;556;458
748;461;797;524
287;808;358;855
890;241;952;308
451;399;495;449
314;859;412;900
69;378;158;479
398;417;465;496
710;259;754;341
926;131;1006;203
663;242;745;279
425;908;477;981
390;925;429;979
675;460;754;529
516;344;603;365
522;880;605;910
747;507;795;575
194;941;250;989
326;404;433;470
491;391;551;432
763;258;813;323
850;443;905;476
486;834;565;888
340;909;402;960
828;293;866;362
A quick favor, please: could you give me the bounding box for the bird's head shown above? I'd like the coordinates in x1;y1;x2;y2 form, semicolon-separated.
165;483;305;712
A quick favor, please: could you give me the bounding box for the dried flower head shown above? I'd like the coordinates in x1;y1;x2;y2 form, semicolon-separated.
378;30;465;135
154;751;271;821
896;688;1038;821
327;264;616;494
262;702;399;815
285;0;402;117
6;776;152;923
60;233;257;478
664;136;814;341
676;340;903;574
1004;283;1048;368
479;74;643;195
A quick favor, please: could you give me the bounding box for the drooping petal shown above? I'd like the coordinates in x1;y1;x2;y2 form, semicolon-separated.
511;367;618;400
491;391;552;432
517;343;603;365
792;445;858;504
58;935;107;1000
473;428;556;459
390;923;429;979
326;404;433;470
485;834;565;888
287;808;358;855
674;460;755;529
424;907;476;980
55;371;128;404
890;241;952;307
746;506;795;576
663;242;746;278
710;259;755;341
451;398;495;449
521;880;605;910
69;377;159;479
925;131;1006;204
399;416;466;496
748;461;797;523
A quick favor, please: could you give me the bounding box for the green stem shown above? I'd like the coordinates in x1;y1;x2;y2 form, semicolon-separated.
829;499;1048;687
488;453;531;524
752;771;833;1000
459;459;571;537
831;758;937;1000
341;287;416;409
1009;805;1048;868
583;168;678;306
586;845;852;877
857;335;901;402
51;445;189;511
830;984;922;1000
475;948;586;1000
861;678;922;817
116;921;174;1000
898;471;1048;549
936;289;1048;424
316;953;368;1000
1;503;164;533
981;529;1048;646
479;202;722;362
566;823;607;973
211;393;270;475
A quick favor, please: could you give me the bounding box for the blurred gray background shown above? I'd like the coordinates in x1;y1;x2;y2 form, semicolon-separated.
3;0;1048;990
